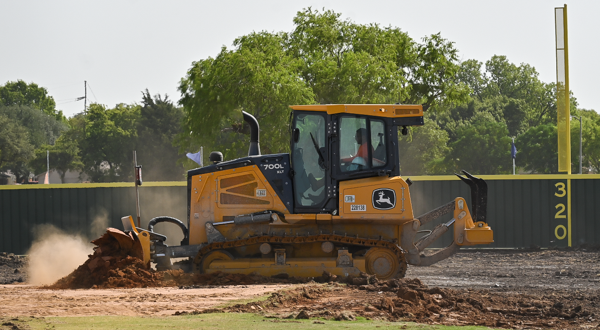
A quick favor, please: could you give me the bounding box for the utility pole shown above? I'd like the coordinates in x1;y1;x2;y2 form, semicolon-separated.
83;81;87;136
84;80;87;114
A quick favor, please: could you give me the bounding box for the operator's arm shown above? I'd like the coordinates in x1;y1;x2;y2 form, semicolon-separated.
341;143;369;163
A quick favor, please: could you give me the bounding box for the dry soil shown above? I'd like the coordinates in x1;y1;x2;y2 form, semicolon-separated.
1;248;599;329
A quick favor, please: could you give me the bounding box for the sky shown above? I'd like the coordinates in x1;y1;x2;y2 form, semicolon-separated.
1;0;598;118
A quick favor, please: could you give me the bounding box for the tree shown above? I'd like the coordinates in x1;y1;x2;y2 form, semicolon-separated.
137;90;185;181
0;105;67;182
179;31;315;161
0;105;67;147
29;135;83;183
287;8;469;108
456;56;558;130
515;124;558;174
81;103;140;182
0;115;34;178
445;113;512;175
286;9;412;105
575;109;600;173
398;119;450;175
0;80;65;121
457;59;486;101
179;8;471;162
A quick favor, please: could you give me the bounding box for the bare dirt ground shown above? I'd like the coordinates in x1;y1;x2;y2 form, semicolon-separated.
0;252;26;284
1;248;599;329
0;284;293;317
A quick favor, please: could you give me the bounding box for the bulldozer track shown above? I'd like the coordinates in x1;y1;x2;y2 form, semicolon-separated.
193;233;408;278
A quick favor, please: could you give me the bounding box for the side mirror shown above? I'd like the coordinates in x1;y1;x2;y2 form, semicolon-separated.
293;128;300;143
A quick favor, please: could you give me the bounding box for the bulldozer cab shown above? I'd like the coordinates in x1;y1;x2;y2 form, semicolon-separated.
290;104;424;214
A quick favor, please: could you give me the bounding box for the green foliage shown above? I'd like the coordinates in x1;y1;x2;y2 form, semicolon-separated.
0;104;67;181
179;8;469;162
137;90;185;181
445;114;512;175
0;105;67;148
179;31;315;161
413;55;587;175
456;56;558;130
29;135;83;183
0;114;34;173
3;15;591;179
287;9;469;107
0;80;65;121
515;124;558;174
80;103;140;182
574;109;600;173
399;119;450;175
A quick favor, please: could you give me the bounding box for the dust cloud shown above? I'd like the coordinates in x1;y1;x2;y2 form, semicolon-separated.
138;187;187;247
25;185;187;285
26;225;93;285
90;209;110;239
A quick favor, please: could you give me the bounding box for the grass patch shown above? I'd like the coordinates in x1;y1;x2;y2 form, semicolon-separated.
1;314;499;330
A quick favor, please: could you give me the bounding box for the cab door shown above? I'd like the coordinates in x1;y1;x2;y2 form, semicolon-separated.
290;111;329;213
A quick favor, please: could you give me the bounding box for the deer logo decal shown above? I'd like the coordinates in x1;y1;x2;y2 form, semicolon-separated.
372;188;396;210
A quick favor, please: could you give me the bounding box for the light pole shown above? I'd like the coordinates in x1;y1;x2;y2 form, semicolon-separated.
571;115;582;174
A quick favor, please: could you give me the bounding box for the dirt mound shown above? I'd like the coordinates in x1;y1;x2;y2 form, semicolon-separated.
180;275;596;329
51;259;316;289
0;252;27;284
51;254;161;289
48;229;198;289
354;277;593;328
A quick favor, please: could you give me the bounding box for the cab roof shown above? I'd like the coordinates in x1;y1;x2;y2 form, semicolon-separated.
289;104;423;119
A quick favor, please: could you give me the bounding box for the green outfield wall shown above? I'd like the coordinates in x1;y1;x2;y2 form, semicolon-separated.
1;175;599;254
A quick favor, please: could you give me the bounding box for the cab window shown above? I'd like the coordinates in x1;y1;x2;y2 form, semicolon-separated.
339;116;386;172
291;113;326;207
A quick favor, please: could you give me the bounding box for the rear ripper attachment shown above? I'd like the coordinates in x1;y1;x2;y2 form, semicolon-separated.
401;171;493;267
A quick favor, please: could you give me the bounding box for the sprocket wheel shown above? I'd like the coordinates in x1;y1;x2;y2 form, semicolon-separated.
364;247;407;280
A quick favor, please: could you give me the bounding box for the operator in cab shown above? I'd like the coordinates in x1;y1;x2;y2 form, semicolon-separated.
341;128;370;164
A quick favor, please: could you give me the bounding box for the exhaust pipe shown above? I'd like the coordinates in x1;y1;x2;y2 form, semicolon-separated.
242;111;260;156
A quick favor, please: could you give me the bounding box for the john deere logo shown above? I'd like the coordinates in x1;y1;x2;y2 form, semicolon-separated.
372;188;396;210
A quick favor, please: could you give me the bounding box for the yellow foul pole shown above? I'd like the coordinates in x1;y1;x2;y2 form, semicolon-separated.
555;4;571;174
555;4;572;247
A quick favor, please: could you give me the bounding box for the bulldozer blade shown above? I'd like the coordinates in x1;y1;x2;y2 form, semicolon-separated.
455;170;488;223
91;228;144;261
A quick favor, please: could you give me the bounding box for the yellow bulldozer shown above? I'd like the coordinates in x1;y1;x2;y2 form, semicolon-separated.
113;104;493;280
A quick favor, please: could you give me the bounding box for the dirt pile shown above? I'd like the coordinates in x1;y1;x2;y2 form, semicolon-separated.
185;274;597;329
354;277;595;328
52;259;318;289
49;229;195;289
0;252;26;284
